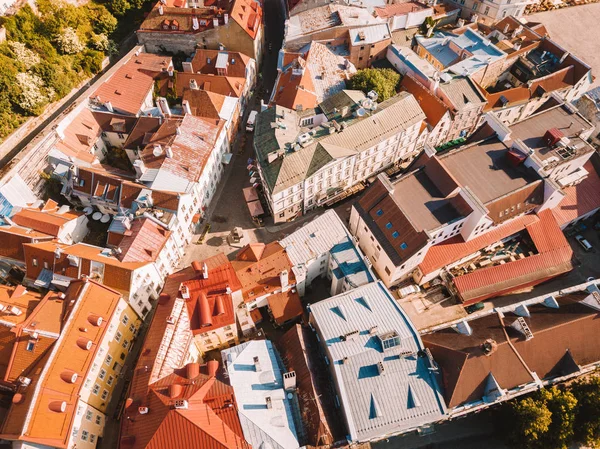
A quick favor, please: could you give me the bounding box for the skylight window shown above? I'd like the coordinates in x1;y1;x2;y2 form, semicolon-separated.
392;231;399;239
376;209;383;216
379;331;401;351
385;222;392;229
400;242;408;250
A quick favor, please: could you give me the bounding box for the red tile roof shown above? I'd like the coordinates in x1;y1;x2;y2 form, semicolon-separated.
419;213;539;276
175;73;245;97
190;50;252;77
0;226;53;262
552;161;600;227
182;89;226;119
375;1;427;18
230;0;263;39
400;74;449;127
93;54;172;115
272;57;318;111
116;218;171;263
452;210;573;304
54;108;102;163
11;205;82;238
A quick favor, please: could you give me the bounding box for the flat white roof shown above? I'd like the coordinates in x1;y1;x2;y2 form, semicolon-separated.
222;340;301;449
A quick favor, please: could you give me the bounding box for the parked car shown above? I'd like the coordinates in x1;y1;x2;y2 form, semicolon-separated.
465;302;485;314
246;110;258;132
398;285;420;298
575;234;593;252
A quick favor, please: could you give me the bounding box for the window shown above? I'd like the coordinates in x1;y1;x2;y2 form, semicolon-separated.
26;341;35;352
95;414;102;425
43;261;49;269
92;384;100;395
105;355;113;366
385;222;393;229
376;209;383;216
90;434;97;444
84;379;92;389
99;369;106;380
85;410;93;421
385;266;391;275
107;375;114;386
121;315;129;326
400;242;408;250
120;352;126;361
129;323;136;333
81;430;89;442
484;5;489;13
122;339;129;349
32;258;38;267
115;331;122;343
101;389;109;400
360;46;364;50
392;231;399;239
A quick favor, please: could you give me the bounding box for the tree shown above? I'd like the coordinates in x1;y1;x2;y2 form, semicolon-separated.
506;387;577;449
572;377;600;447
56;27;85;54
348;68;401;102
86;4;118;36
108;0;131;16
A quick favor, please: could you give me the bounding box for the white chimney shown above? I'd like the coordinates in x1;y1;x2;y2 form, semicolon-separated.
280;270;289;289
213;18;219;27
283;371;296;391
133;159;147;178
224;13;229;24
158;5;164;15
202;262;208;279
165;146;174;158
157;97;171;118
190;79;199;90
182;100;192;115
105;101;114;113
266;396;272;409
253;356;261;372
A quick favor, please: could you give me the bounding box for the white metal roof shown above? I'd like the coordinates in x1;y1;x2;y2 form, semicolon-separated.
309;281;447;441
280;209;351;267
222;340;301;449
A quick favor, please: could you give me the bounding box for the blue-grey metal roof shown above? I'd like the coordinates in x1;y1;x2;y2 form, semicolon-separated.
309;281;447;441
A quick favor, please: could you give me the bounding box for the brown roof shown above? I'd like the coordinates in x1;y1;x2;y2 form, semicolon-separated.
11;204;82;238
116;218;171;263
375;1;426;18
272;57;318;111
93;54;172;115
54;108;102;163
182;89;226;119
552;161;600;227
400;74;449;127
140;115;225;184
123;116;162;150
190;50;251;77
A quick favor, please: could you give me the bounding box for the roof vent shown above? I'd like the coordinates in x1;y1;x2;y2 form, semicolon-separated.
174;399;188;409
12;393;24;404
186;362;200;379
49;401;67;413
180;284;190;299
253;356;261;372
138;406;149;415
207;360;219;377
510;317;533;340
283;371;296;391
377;361;385;376
76;337;93;351
18;376;31;387
87;314;103;327
169;383;183;399
158;293;170;305
60;370;78;384
265;396;272;409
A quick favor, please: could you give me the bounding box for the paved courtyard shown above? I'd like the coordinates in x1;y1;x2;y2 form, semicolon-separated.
528;3;600;89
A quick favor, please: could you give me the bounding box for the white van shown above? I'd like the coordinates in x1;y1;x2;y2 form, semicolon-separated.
246;111;258;132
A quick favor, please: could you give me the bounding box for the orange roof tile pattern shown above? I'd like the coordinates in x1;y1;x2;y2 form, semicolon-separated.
93;54;173;115
11;203;83;237
272;57;318;111
0;226;53;262
375;1;427;18
419;213;538;275
452;210;573;304
190;50;252;77
0;280;126;448
552;162;600;227
116;218;171;263
182;89;226;119
54;108;102;163
400;74;449;127
175;73;245;97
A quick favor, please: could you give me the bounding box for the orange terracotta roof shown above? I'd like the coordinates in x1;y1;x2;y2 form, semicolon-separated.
0;226;53;262
400;74;449;126
54;108;102;163
418;213;539;276
11;206;82;238
272;58;318;111
93;54;172;115
116;218;170;263
230;0;263;39
0;280;128;448
452;210;573;304
182;89;226;119
375;1;426;18
175;73;245;97
552;161;600;227
267;289;303;324
190;50;252;77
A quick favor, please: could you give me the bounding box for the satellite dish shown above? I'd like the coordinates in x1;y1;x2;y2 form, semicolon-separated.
152;146;163;157
356;107;366;117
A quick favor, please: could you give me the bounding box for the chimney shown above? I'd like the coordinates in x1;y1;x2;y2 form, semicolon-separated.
253;356;261;372
377;361;385;375
266;396;272;409
165;146;174;158
280;270;289;289
158;5;164;15
283;371;296;391
133;159;147;178
224;13;229;24
202;262;208;279
503;23;510;34
157;97;171;118
190;79;199;90
481;338;498;356
182;100;192;115
213;17;219;27
105;101;114;113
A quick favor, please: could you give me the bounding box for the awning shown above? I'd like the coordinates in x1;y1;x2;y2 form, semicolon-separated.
246;200;264;217
192;213;202;223
243;186;259;202
221;153;233;164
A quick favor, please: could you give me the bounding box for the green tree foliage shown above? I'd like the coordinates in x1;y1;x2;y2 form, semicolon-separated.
572;377;600;447
506;386;577;449
0;1;119;141
108;0;131;16
348;68;401;102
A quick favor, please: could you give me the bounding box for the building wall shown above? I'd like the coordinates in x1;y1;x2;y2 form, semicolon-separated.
57;216;89;245
348;38;391;69
69;399;106;448
137;20;262;62
451;0;529;24
194;323;239;353
389;8;433;31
